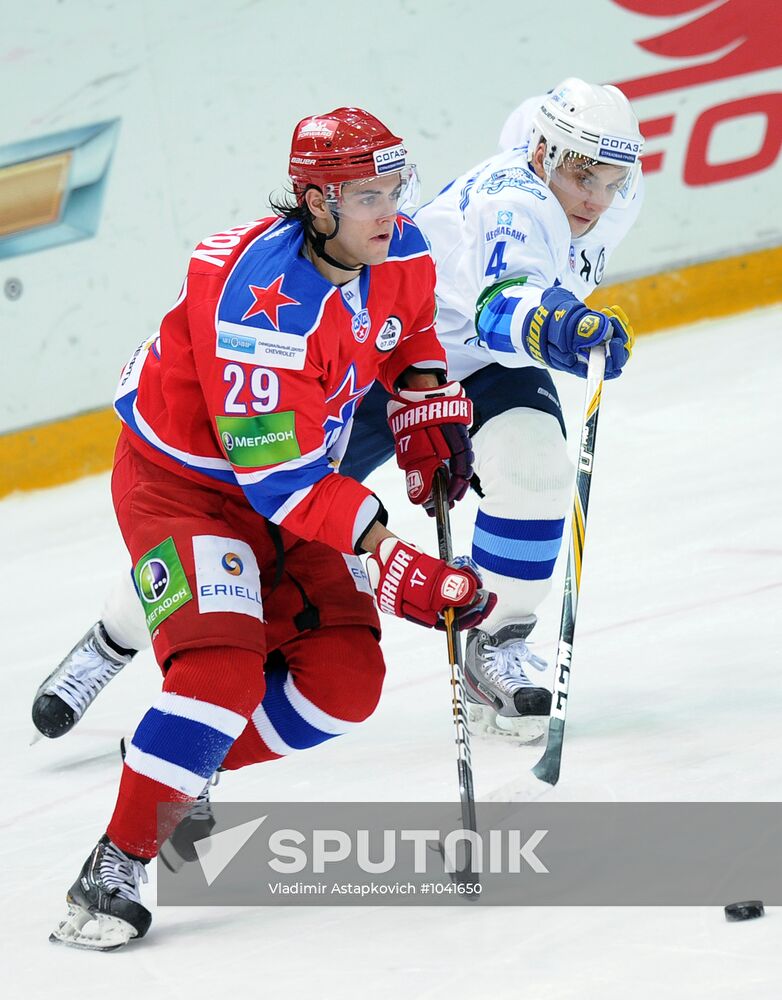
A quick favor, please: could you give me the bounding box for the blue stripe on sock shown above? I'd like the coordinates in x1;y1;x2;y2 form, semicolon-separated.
472;543;558;581
475;509;565;541
132;708;234;779
262;669;335;751
472;525;562;563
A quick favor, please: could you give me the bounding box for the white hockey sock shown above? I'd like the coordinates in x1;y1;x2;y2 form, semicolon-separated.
101;568;150;652
471;408;573;631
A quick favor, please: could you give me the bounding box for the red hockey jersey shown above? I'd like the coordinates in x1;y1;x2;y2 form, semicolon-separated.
114;214;445;554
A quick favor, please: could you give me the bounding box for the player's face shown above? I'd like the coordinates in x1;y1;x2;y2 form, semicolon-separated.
328;173;406;266
548;159;630;237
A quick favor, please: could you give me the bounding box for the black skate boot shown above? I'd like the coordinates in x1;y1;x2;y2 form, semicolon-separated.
50;835;151;951
32;622;136;738
158;772;219;873
465;618;551;741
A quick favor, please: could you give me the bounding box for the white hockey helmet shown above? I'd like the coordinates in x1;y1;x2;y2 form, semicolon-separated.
529;78;644;206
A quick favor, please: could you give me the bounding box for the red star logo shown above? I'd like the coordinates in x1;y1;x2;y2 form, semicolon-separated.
324;363;373;435
242;275;300;327
395;214;415;238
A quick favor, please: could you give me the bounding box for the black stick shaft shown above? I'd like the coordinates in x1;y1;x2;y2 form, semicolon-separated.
432;470;478;844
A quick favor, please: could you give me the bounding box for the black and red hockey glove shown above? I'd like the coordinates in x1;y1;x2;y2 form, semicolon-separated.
386;382;474;513
366;538;496;631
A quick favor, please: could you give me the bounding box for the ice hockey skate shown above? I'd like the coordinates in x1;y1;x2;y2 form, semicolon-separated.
465;619;551;742
159;773;219;873
50;835;151;951
32;622;136;739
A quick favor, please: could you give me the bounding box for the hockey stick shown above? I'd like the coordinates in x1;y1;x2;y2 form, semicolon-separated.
532;345;606;786
432;469;479;877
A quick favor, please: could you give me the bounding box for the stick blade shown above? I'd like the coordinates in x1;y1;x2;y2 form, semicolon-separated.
530;752;560;786
530;720;564;785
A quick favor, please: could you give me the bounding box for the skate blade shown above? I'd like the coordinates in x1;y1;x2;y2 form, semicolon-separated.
468;704;546;744
49;901;138;951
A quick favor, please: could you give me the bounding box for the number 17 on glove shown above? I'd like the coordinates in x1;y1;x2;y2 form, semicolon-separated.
366;538;496;631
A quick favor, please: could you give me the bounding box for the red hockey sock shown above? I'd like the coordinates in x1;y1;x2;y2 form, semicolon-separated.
106;645;264;858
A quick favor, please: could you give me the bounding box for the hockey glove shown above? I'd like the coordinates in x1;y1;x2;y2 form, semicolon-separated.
366;538;496;631
387;381;474;512
521;286;634;380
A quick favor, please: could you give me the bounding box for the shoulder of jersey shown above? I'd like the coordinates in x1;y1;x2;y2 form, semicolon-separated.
386;213;431;261
473;153;555;209
214;218;336;337
468;157;568;249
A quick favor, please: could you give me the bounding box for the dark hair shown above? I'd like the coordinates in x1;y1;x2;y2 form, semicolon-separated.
269;185;311;222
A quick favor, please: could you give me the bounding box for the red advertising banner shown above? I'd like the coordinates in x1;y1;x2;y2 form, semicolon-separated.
612;0;782;186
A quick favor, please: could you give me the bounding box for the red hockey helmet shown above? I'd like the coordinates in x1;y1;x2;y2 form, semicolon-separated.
289;107;418;210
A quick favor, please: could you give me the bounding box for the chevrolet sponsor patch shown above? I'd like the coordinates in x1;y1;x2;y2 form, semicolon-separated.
216;321;307;370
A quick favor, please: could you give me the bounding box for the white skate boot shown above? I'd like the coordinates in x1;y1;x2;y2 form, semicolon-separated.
32;622;136;738
464;618;550;742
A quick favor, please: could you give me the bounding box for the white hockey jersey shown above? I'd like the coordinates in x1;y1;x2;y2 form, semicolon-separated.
415;95;644;381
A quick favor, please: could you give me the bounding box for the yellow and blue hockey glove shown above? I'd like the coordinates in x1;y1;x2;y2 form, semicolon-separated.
522;286;634;379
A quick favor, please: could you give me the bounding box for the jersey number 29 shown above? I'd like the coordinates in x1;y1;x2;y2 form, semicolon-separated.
223;364;279;414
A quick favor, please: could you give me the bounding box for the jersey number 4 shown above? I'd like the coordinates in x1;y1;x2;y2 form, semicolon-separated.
485;241;508;280
223;364;279;414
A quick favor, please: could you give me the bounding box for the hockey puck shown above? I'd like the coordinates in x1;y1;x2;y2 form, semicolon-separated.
724;901;764;922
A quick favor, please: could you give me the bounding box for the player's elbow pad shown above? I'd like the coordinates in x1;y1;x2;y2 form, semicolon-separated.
475;289;527;356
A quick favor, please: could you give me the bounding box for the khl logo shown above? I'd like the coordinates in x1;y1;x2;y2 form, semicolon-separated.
352;309;371;343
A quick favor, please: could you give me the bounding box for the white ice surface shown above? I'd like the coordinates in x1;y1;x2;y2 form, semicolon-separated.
2;307;781;998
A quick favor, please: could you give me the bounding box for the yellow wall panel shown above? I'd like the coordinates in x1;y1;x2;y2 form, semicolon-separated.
1;245;780;497
0;408;119;498
588;246;782;334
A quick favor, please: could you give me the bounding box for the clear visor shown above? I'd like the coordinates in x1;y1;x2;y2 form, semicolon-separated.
546;150;640;210
324;165;420;220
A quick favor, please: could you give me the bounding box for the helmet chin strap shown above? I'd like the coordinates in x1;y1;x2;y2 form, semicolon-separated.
306;214;362;273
